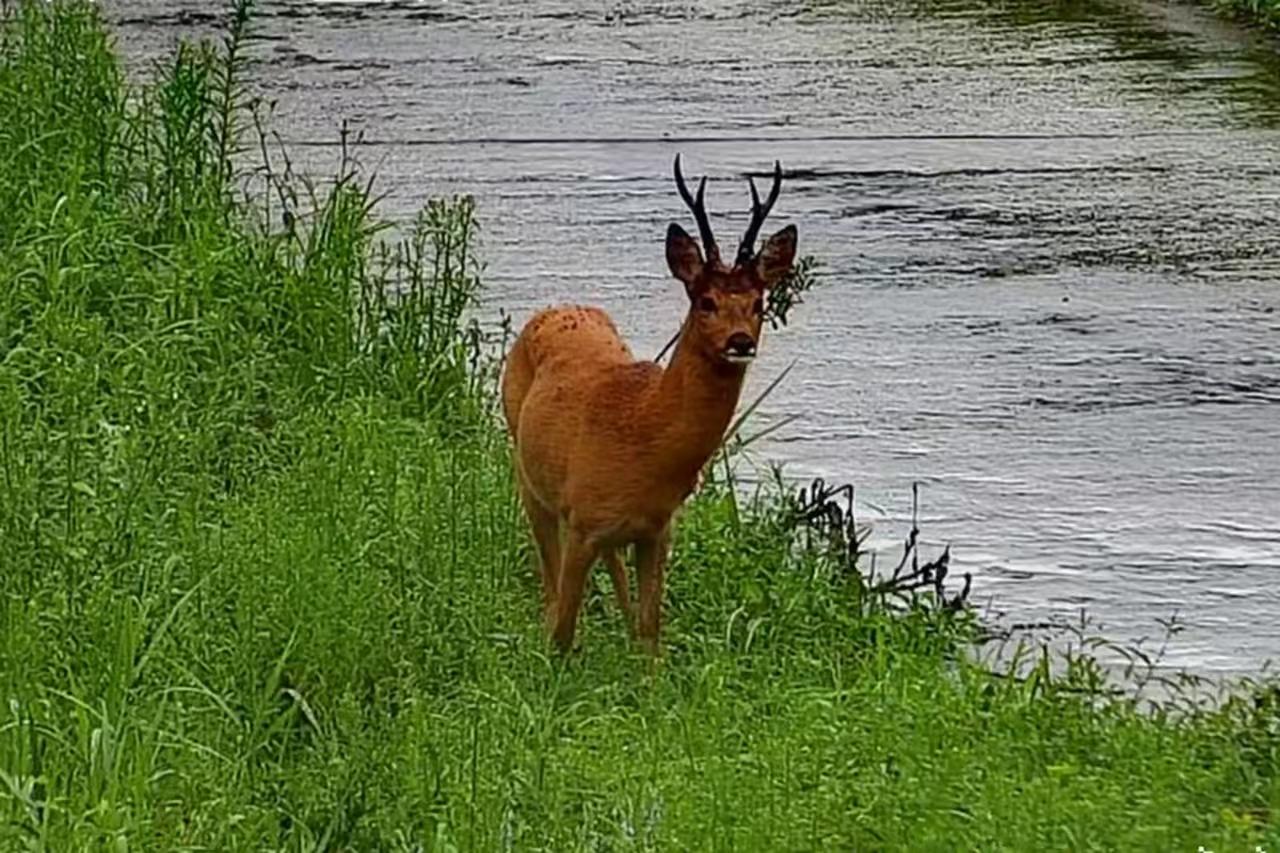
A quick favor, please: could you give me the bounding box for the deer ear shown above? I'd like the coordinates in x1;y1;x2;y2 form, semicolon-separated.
754;224;797;289
666;223;704;292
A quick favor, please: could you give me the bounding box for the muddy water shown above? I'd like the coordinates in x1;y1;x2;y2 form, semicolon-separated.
107;0;1280;677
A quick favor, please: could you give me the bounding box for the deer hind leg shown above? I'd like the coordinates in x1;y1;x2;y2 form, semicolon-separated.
635;528;671;655
515;477;561;617
602;549;635;634
551;527;600;653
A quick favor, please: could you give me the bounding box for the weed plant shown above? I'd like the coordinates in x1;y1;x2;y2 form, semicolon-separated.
0;1;1277;849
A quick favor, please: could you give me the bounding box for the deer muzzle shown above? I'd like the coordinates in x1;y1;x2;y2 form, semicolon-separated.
723;332;757;364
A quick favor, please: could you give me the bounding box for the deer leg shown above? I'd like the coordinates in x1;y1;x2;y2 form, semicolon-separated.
635;529;671;654
552;528;599;653
516;478;561;616
603;549;635;634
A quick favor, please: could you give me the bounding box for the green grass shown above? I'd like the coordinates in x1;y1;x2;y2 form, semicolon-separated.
1;1;1278;849
1213;0;1280;30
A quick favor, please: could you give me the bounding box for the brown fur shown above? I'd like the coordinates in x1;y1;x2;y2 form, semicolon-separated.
501;171;797;654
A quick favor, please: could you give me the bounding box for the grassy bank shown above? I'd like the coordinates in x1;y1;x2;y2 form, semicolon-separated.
1210;0;1280;30
1;1;1278;849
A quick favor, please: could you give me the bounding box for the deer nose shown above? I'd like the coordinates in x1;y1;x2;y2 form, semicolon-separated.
724;333;756;359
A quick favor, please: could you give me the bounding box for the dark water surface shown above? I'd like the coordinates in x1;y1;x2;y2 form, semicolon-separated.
107;0;1280;677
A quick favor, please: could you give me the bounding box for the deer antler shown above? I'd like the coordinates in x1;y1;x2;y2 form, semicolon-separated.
673;154;719;264
736;160;783;265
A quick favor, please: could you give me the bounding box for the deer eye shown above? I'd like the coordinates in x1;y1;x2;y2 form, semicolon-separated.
697;295;718;313
752;297;764;315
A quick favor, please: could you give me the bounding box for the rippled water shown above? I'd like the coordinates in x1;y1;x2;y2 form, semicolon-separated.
106;0;1280;676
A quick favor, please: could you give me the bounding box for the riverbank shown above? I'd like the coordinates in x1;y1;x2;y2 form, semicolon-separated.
1;2;1277;848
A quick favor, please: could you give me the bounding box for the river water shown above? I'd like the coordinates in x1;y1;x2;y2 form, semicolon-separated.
106;0;1280;678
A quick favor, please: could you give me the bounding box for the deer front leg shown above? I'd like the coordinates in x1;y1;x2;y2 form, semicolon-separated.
635;528;671;654
551;528;600;653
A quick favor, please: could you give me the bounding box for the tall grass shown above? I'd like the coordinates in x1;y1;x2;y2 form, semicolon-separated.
1;1;1278;849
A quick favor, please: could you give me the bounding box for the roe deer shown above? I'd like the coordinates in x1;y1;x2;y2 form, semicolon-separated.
500;155;798;653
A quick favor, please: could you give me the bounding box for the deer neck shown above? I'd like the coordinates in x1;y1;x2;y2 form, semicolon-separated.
654;320;747;480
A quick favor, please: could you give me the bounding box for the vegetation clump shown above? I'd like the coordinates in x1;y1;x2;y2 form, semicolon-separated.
0;1;1277;848
1214;0;1280;31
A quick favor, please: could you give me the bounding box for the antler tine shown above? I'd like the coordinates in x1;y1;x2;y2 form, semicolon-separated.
673;154;719;263
736;159;783;265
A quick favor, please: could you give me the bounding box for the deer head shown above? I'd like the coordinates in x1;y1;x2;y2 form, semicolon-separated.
666;154;798;366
